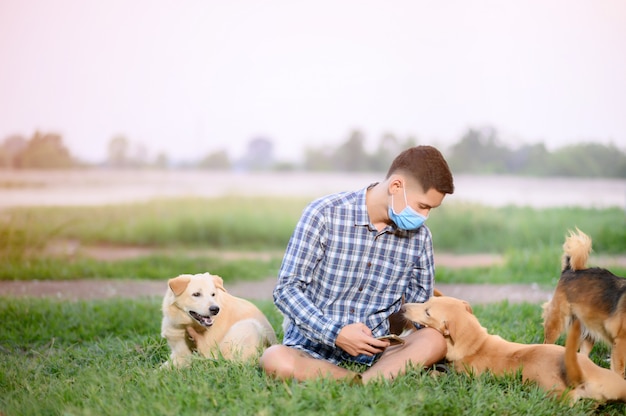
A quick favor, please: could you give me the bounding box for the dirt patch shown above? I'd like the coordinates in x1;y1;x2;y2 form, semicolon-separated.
8;243;626;305
0;246;546;304
0;278;554;305
5;246;626;305
47;241;505;268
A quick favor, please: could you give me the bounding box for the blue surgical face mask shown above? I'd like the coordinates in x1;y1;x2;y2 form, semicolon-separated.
388;185;428;230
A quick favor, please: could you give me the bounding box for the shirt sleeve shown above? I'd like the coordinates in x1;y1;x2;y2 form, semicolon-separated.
273;202;343;347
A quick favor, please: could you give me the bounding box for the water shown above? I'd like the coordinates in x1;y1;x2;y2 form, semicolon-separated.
0;170;624;209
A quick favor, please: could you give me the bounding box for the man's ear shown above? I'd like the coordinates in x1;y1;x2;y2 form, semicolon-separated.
168;275;191;296
212;274;227;292
387;174;404;194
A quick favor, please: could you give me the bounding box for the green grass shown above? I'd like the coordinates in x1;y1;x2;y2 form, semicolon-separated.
1;197;625;253
1;297;622;415
437;248;563;286
2;196;625;413
0;197;311;249
0;254;283;282
429;203;626;254
1;197;624;284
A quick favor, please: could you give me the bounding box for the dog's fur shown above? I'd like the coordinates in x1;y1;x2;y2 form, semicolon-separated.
404;296;626;403
542;228;626;378
161;272;277;368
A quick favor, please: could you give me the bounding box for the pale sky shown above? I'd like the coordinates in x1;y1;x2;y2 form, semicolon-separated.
1;0;625;163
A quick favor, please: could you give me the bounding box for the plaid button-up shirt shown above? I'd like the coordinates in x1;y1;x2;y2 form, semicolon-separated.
273;184;435;365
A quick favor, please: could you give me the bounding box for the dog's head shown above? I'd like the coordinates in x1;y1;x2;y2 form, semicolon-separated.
167;273;227;327
403;296;474;347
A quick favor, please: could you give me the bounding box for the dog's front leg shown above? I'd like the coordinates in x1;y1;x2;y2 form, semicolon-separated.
161;332;194;369
579;336;594;356
611;338;626;378
187;326;220;359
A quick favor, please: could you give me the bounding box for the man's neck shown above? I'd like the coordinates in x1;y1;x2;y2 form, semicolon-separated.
366;181;392;232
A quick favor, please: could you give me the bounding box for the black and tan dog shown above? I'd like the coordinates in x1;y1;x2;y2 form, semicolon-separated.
542;228;626;378
405;296;626;403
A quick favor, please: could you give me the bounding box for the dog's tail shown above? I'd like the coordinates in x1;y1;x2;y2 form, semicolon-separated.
563;318;584;387
562;228;591;272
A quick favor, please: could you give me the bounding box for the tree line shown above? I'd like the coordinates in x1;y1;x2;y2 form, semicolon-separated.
1;128;625;178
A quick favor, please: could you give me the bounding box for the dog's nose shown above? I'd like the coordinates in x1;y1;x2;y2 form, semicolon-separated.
209;305;220;315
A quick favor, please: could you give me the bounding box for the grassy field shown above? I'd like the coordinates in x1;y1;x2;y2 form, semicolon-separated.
0;197;624;284
1;297;624;416
1;197;625;414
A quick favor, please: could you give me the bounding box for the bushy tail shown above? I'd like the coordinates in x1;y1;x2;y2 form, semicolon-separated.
563;318;584;387
562;228;592;272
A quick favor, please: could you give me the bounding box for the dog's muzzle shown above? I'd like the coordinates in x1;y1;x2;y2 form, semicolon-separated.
189;305;220;327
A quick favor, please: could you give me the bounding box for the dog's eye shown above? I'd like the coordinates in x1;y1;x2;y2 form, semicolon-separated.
425;308;430;317
211;292;216;297
192;292;201;297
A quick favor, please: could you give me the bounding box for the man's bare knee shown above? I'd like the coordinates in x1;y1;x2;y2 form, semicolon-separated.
419;327;447;362
259;345;295;379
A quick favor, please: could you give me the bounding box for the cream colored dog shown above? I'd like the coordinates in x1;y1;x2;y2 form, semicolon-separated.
161;272;277;368
404;296;626;403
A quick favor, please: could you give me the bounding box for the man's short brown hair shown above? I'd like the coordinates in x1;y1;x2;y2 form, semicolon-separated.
386;146;454;194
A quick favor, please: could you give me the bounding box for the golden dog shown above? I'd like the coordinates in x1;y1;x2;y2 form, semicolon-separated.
404;296;626;403
542;228;626;378
161;272;277;368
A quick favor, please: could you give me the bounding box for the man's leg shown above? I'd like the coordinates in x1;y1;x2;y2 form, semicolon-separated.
260;344;359;382
361;327;446;383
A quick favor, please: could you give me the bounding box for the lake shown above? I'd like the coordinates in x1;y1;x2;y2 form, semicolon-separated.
0;169;624;209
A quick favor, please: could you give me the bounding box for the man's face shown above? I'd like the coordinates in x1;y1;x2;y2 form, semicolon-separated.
392;181;445;218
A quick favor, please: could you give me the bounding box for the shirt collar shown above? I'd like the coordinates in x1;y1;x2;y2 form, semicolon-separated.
354;183;376;227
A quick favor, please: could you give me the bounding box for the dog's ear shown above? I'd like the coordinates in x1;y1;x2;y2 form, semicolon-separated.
463;301;473;315
168;275;191;296
212;274;227;292
442;320;456;346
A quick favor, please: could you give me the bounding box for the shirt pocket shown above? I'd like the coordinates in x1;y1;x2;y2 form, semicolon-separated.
366;259;417;294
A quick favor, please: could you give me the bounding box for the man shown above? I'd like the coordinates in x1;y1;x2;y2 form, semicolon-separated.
260;145;454;383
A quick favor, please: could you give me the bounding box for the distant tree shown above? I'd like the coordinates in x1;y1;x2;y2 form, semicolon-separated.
507;143;551;175
107;135;131;167
154;152;170;169
368;133;419;172
550;142;626;178
332;130;369;171
303;147;333;171
132;142;149;167
297;127;626;178
369;133;400;172
0;134;28;168
272;160;298;171
447;127;509;173
199;150;231;170
402;135;418;149
237;137;274;171
19;131;75;169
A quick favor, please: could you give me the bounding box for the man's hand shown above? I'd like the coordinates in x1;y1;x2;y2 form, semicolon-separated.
335;322;390;356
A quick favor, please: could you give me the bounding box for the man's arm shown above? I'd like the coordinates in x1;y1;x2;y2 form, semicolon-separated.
273;203;343;347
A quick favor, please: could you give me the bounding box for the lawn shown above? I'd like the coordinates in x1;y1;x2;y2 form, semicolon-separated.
1;198;625;414
1;197;624;284
1;297;623;415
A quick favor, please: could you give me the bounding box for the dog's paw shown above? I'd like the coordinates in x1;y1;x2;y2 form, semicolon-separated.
186;326;200;342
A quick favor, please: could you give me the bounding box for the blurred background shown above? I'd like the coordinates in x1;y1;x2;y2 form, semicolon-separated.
1;0;625;175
